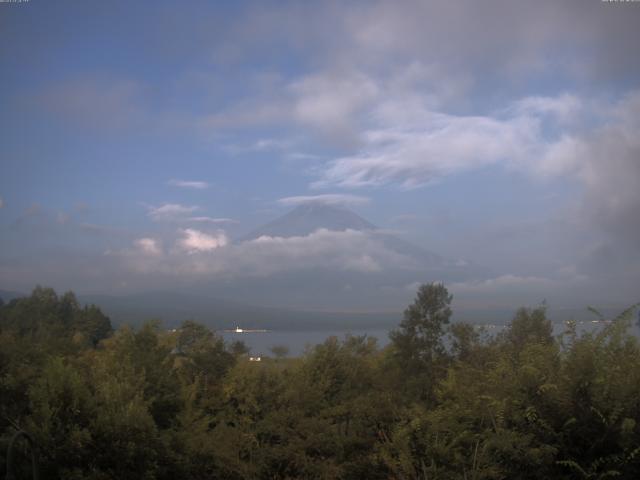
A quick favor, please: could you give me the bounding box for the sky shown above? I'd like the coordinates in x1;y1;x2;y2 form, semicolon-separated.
1;0;639;310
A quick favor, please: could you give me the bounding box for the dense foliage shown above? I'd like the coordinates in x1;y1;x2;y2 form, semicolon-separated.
1;285;639;479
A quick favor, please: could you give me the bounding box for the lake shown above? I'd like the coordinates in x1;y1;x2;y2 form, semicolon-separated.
221;327;391;356
220;319;640;357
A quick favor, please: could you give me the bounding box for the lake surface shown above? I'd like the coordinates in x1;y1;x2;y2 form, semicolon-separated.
221;328;391;356
220;319;640;357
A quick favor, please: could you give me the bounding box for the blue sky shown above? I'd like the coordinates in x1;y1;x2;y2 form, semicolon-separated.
1;0;639;309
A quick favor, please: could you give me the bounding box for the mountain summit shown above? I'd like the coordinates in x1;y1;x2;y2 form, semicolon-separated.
218;203;486;310
243;203;376;240
242;203;447;268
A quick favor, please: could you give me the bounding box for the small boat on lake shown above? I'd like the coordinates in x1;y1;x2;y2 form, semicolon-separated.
223;326;268;333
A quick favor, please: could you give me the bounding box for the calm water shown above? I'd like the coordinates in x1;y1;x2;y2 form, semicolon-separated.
220;320;640;357
221;328;391;356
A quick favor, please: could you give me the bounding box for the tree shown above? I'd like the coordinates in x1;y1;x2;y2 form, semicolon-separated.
270;345;289;359
389;282;453;402
229;340;250;356
449;321;480;362
503;305;553;351
390;282;452;363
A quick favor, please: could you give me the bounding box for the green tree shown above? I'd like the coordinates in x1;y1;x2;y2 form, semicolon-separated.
389;282;453;402
449;321;480;362
270;345;290;359
229;339;250;356
503;305;553;351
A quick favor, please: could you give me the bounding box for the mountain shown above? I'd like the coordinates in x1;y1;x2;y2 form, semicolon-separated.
0;205;487;320
242;203;445;264
190;203;487;311
242;203;376;240
242;203;469;271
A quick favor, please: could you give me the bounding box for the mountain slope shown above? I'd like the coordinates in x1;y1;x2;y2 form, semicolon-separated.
242;203;376;240
242;203;452;269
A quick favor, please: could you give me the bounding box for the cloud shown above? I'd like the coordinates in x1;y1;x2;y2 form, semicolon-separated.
147;203;199;221
196;2;640;130
134;238;162;256
168;179;209;189
247;229;386;274
0;197;3;209
111;228;414;277
447;273;589;305
289;71;379;141
342;1;640;83
186;216;239;225
309;89;640;254
576;92;640;249
277;194;371;207
176;228;228;253
512;94;582;124
311;90;592;189
285;152;323;161
147;205;239;227
450;275;558;295
225;138;295;154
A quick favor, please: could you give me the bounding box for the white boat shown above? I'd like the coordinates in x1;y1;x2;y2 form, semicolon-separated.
223;326;269;333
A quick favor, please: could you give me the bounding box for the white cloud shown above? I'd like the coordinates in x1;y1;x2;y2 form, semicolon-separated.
147;205;240;227
187;216;239;224
285;152;323;161
177;228;228;253
576;92;640;249
512;94;582;124
247;229;386;273
253;138;291;151
289;71;379;140
277;194;370;207
134;238;162;256
307;88;640;236
147;203;199;221
310;90;594;189
225;138;295;154
314;110;534;188
111;228;413;277
168;179;209;189
535;135;585;177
